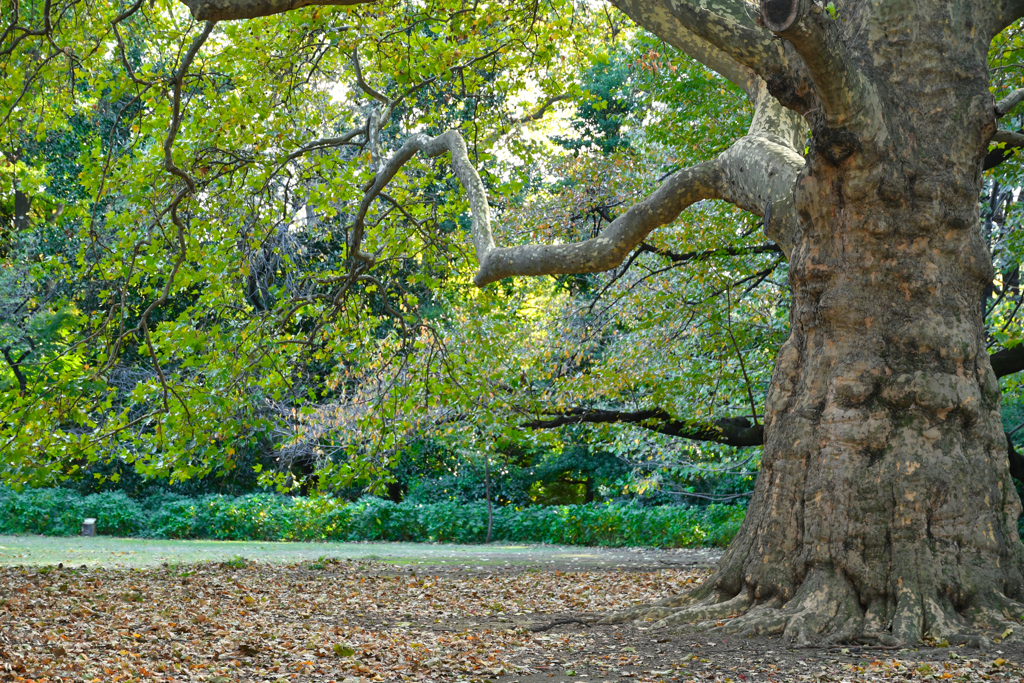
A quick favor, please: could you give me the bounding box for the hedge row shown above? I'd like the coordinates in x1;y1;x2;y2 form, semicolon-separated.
0;488;745;548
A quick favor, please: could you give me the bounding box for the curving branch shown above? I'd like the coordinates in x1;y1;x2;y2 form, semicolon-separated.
349;130;494;264
351;81;803;285
163;21;217;193
990;1;1024;36
474;160;723;286
181;0;372;21
758;0;883;137
525;406;1024;483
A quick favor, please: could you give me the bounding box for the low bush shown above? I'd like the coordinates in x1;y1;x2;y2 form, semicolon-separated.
0;487;746;548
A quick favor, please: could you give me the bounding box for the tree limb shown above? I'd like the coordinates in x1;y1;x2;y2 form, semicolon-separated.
350;99;801;283
470;115;804;285
759;0;883;137
991;129;1024;148
990;343;1024;378
181;0;372;21
996;88;1024;117
639;242;782;264
608;0;759;99
989;1;1024;36
522;408;764;448
524;406;1024;484
474;159;723;285
610;0;805;108
349;130;494;264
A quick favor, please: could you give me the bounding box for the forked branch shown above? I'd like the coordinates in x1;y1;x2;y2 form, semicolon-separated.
354;104;802;280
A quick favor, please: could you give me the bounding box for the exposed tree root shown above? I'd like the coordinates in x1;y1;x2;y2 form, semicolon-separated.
601;568;1024;649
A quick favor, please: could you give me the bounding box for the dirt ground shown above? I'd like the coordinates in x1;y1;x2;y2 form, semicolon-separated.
1;548;1022;682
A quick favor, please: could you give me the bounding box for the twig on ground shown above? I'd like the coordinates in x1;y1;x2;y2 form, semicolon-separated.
823;645;904;652
529;617;598;632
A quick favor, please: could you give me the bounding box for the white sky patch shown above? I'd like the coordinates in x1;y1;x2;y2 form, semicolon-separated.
490;80;576;184
328;81;350;104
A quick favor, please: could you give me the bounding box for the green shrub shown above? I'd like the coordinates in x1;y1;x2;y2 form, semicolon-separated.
0;488;145;536
0;486;745;548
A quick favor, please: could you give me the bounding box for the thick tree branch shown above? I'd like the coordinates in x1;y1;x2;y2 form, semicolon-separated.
350;130;494;264
991;129;1024;148
611;0;805;107
470;86;804;285
181;0;372;21
639;242;781;263
759;0;883;136
474;160;723;286
996;88;1024;118
525;406;1024;483
359;128;797;286
608;0;757;98
989;1;1024;36
522;408;765;449
990;343;1024;378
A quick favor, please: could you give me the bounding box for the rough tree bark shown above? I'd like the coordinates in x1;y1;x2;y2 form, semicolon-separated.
178;0;1024;646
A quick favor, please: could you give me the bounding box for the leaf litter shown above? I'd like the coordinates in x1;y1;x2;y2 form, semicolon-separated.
0;558;1021;682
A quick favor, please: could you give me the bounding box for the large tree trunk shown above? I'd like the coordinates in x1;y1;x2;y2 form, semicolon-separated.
710;105;1024;646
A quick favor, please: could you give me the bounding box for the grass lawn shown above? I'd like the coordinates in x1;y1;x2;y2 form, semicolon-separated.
0;533;721;569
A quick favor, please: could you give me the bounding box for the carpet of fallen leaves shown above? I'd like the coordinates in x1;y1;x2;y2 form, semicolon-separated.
1;557;1022;683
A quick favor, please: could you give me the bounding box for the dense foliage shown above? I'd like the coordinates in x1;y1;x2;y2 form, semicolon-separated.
1;1;1022;515
0;487;744;547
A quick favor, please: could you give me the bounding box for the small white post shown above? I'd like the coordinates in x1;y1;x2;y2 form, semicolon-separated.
81;518;96;537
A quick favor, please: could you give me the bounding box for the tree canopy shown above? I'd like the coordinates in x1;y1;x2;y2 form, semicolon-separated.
2;0;1024;516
